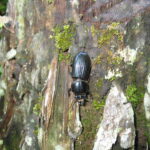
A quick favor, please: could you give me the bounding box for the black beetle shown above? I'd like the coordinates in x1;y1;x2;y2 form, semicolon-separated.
70;52;91;105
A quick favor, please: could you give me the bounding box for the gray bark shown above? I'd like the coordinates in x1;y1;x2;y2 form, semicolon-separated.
0;0;150;150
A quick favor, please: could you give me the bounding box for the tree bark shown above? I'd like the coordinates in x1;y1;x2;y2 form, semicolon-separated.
0;0;150;150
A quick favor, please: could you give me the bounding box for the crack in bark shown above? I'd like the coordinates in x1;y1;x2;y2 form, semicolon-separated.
0;97;16;138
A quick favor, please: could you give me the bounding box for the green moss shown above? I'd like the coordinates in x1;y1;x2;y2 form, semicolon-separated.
33;103;41;115
90;78;106;110
3;123;21;150
108;76;117;81
92;99;105;110
33;93;44;115
133;104;149;148
0;23;4;30
95;78;103;88
107;54;122;66
91;22;123;48
145;121;150;145
92;92;106;110
91;25;99;37
93;51;122;67
0;65;3;77
98;22;123;48
58;53;72;62
125;84;145;108
34;125;39;136
50;25;75;52
52;24;75;51
0;65;5;97
93;55;102;65
92;22;123;68
0;139;3;146
47;0;54;4
50;24;75;62
75;77;105;149
75;103;103;150
0;0;8;15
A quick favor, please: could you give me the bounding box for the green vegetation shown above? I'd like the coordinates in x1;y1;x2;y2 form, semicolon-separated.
3;123;21;150
91;22;123;48
0;65;5;97
95;78;103;88
75;77;105;149
0;65;3;77
125;84;145;107
108;76;117;81
92;78;106;110
47;0;54;4
93;50;123;67
92;22;123;69
98;22;123;48
145;121;150;145
75;103;103;150
92;92;106;110
91;25;98;37
51;24;75;51
58;52;72;62
106;51;122;65
0;0;8;15
93;55;102;65
33;93;44;115
92;99;105;110
50;24;75;62
33;103;41;115
34;125;39;136
0;23;4;30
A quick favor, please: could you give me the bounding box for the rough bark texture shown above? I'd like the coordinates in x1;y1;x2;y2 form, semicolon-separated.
93;83;135;150
0;0;150;150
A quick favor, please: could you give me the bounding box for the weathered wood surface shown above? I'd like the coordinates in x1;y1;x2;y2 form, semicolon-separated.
0;0;150;150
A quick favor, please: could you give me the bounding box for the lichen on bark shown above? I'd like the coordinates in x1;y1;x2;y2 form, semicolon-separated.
0;0;150;150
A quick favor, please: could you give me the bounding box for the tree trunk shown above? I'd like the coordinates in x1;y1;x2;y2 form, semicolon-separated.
0;0;150;150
